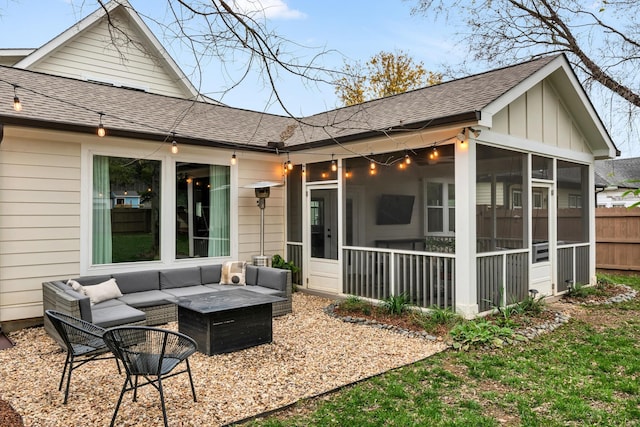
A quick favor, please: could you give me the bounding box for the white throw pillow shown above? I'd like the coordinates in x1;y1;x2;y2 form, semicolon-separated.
82;278;123;305
66;279;84;293
220;261;246;286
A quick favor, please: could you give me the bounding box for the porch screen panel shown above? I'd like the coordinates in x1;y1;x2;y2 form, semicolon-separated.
476;145;526;253
286;165;303;242
557;161;588;244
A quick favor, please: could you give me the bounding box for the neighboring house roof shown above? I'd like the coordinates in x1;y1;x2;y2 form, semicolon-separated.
0;54;618;157
595;157;640;189
0;49;36;66
10;0;205;102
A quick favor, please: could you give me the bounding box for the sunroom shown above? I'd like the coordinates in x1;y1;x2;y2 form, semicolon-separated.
282;55;616;318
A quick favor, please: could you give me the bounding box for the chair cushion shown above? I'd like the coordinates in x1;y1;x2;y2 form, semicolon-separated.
256;267;288;291
245;264;258;286
117;290;173;308
160;286;215;298
220;261;246;285
112;271;160;294
82;278;123;305
92;298;126;309
244;285;281;296
160;268;202;289
200;264;222;284
92;305;146;328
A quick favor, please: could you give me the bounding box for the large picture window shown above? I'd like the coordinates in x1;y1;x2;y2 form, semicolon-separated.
92;156;161;264
176;163;230;258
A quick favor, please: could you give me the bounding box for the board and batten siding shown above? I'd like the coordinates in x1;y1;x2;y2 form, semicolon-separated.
0;130;81;322
492;81;591;154
27;9;192;99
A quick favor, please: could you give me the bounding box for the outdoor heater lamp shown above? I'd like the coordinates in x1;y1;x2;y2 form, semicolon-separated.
244;181;283;266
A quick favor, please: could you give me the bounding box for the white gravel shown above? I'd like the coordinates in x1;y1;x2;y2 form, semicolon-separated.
0;292;447;426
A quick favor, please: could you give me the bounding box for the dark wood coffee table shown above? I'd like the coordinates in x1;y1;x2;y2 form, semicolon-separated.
175;288;285;355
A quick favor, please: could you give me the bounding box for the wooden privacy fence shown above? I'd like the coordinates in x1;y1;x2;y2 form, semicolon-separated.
596;208;640;272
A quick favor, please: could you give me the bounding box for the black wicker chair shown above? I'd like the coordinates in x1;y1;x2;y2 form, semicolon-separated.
103;326;197;427
45;310;120;404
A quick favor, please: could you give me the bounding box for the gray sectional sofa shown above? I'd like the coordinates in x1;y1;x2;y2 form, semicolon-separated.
42;264;292;339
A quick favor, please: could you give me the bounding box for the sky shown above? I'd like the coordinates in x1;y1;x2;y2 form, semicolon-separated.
0;0;638;157
0;0;459;116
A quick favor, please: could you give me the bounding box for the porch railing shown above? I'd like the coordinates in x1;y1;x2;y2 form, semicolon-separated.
557;243;590;292
286;242;303;285
476;249;529;313
343;247;455;309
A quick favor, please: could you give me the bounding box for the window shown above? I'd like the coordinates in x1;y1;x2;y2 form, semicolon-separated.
176;163;230;258
512;189;523;209
425;182;455;234
92;155;231;265
568;194;582;208
92;156;161;264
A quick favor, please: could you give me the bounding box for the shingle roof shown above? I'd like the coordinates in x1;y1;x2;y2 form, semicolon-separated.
595;157;640;189
0;55;558;150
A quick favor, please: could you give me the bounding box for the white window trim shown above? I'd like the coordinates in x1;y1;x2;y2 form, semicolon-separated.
423;180;455;236
81;143;238;276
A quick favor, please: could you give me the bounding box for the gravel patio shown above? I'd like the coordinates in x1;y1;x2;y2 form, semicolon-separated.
0;292;446;426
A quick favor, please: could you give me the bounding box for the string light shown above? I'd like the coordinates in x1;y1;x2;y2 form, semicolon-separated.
287;159;293;170
12;85;22;112
301;165;306;177
97;112;106;137
405;153;411;165
230;152;237;165
344;169;352;179
331;154;337;172
370;159;376;170
171;132;178;154
429;146;439;160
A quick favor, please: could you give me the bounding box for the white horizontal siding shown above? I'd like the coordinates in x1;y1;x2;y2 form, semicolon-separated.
28;9;191;99
0;134;81;322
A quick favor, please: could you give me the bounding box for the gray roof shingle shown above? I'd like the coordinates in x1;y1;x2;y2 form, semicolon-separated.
0;55;558;150
595;157;640;189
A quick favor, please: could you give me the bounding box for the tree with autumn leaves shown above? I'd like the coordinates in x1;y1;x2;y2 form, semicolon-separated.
334;50;442;106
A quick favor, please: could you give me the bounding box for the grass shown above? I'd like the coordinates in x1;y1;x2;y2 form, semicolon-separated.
239;274;640;426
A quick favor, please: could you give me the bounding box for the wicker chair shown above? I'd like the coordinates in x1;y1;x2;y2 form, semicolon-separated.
45;310;120;404
102;326;197;427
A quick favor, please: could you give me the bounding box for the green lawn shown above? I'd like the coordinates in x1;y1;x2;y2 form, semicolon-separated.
240;275;640;426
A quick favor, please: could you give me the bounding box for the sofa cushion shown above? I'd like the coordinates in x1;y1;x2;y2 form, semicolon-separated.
92;298;125;309
63;289;93;323
245;264;258;286
200;264;222;285
92;304;146;328
75;275;112;286
82;278;123;305
160;267;202;289
160;286;215;298
221;261;246;285
112;270;160;294
244;285;281;296
117;290;173;308
256;267;288;291
204;284;226;292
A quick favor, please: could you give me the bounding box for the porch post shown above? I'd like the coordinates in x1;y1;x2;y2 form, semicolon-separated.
588;163;597;285
454;137;479;318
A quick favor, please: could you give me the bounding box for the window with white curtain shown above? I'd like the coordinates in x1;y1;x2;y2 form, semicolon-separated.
176;163;230;258
92;155;161;264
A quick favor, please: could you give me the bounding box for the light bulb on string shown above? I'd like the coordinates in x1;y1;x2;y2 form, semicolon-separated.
12;85;22;112
96;113;106;137
331;154;337;172
405;153;411;165
230;152;237;165
170;132;178;154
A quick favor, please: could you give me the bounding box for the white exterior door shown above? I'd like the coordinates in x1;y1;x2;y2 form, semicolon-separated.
530;185;555;295
306;186;340;293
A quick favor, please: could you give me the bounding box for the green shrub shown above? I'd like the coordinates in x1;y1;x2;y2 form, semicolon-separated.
428;305;461;326
271;254;299;273
338;295;373;315
382;293;410;316
517;294;546;315
450;319;519;351
566;282;599;298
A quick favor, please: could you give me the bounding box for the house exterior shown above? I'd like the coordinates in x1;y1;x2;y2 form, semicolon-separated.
0;3;617;328
595;157;640;208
